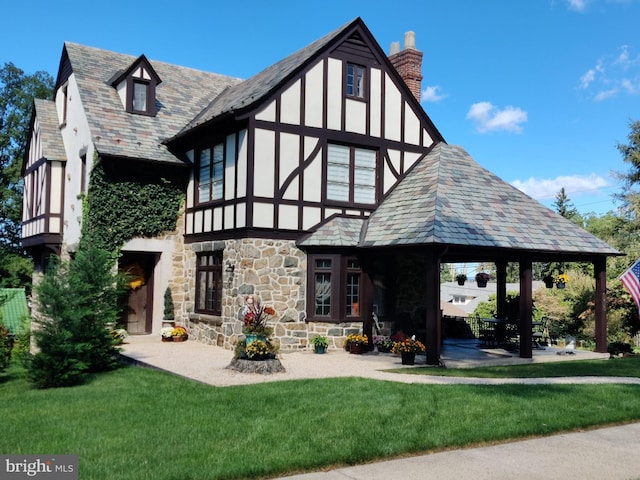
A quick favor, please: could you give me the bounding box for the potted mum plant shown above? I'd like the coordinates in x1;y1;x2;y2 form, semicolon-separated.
160;326;173;342
344;333;368;354
455;273;467;285
373;335;394;353
475;272;490;288
392;336;425;365
311;335;329;354
172;325;188;342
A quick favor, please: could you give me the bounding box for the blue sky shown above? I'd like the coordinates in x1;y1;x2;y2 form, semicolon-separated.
4;0;640;215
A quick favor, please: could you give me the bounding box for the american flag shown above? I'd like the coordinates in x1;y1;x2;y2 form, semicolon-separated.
620;259;640;317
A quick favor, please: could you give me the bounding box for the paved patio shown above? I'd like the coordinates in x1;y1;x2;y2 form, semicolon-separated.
119;335;618;387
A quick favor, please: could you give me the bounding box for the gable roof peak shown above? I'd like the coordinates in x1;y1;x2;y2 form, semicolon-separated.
108;53;162;87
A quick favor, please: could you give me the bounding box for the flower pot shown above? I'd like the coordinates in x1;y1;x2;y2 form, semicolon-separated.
401;352;416;365
457;279;465;286
556;282;566;289
544;280;554;289
173;335;188;342
314;344;327;354
162;336;173;342
246;334;267;346
476;280;487;288
349;343;364;354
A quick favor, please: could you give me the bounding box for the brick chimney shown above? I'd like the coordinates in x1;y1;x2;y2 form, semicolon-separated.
388;31;423;102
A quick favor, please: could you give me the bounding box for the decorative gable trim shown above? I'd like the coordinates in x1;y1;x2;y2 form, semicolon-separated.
110;54;162;116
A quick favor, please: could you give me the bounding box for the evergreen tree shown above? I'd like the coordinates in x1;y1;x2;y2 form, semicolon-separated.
615;119;640;221
27;244;127;388
553;187;579;222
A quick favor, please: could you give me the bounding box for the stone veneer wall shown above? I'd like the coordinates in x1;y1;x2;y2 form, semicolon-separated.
182;238;366;351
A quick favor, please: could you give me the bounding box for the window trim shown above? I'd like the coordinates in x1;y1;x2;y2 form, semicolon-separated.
196;142;225;205
345;62;366;100
307;254;364;323
126;76;157;116
326;143;377;206
195;252;223;316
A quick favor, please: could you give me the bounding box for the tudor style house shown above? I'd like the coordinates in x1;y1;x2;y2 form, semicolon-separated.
22;18;619;363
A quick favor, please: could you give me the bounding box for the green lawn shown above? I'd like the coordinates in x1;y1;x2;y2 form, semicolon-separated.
387;356;640;378
2;361;640;480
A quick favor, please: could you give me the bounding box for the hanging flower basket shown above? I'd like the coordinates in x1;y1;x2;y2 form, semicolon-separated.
555;273;569;289
455;273;467;286
543;275;554;288
475;272;490;288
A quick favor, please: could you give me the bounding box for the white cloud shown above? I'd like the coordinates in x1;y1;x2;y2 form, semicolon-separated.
566;0;588;11
579;45;640;101
511;173;609;201
422;85;447;102
466;102;528;133
594;88;618;101
579;69;596;89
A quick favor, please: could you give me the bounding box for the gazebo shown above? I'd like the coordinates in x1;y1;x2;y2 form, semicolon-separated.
301;142;621;365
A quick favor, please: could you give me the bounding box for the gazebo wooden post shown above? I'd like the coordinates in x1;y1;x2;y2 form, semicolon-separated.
518;259;533;358
496;261;507;319
425;248;441;365
594;257;607;353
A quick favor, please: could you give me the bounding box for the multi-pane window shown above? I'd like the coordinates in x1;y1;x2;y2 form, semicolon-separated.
345;259;361;316
195;252;223;315
327;144;376;205
346;63;365;98
198;143;224;204
308;255;363;322
314;259;332;316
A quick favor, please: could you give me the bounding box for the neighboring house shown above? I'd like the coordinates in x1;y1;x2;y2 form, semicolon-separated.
441;282;545;316
0;289;30;336
22;18;619;363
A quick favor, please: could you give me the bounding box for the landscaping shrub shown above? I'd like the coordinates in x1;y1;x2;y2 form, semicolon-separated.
608;341;634;356
27;245;127;388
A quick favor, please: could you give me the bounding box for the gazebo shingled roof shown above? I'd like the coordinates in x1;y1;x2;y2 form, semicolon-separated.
363;143;619;255
300;142;620;258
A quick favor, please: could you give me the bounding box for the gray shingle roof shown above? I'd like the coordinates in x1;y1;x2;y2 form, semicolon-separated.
298;216;366;247
177;19;357;136
361;142;619;255
64;42;242;164
33;99;66;162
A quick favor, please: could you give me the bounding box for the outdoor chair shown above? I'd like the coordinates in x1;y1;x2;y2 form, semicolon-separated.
532;317;549;349
504;321;520;350
476;316;496;347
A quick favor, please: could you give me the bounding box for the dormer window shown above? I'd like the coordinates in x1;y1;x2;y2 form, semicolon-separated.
110;54;161;116
132;79;149;112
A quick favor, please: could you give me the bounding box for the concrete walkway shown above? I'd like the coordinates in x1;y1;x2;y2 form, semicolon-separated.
120;335;640;480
